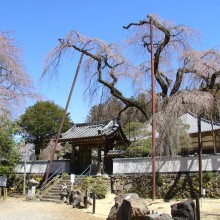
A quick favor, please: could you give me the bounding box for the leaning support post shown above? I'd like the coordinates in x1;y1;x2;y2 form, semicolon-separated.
45;53;84;182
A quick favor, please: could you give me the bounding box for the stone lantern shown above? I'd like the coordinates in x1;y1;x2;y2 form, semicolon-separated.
27;178;39;200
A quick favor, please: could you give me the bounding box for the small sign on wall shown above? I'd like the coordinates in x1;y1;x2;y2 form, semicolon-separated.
0;176;7;187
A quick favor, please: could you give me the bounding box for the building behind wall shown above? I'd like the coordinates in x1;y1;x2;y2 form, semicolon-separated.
180;112;220;154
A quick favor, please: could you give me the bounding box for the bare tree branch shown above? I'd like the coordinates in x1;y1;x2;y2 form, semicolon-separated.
0;31;38;116
42;15;220;156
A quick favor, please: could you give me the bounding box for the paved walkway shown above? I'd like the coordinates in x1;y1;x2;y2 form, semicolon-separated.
0;197;105;220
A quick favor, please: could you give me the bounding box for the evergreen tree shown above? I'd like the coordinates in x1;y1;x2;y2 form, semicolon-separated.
17;101;72;159
0;115;20;176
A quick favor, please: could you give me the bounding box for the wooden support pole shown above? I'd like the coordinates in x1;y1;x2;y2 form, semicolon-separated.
3;188;7;201
197;116;203;197
84;188;88;208
211;115;216;154
92;192;96;214
196;194;200;220
71;145;75;174
150;17;156;201
97;148;102;175
0;187;2;198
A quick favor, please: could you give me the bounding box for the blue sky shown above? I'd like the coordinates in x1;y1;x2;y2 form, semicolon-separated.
0;0;220;123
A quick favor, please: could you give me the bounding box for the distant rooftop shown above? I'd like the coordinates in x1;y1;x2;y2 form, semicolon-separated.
106;150;125;157
180;112;220;134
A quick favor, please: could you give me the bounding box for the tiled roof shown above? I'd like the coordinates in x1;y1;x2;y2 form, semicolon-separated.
180;112;220;134
60;119;119;140
106;150;125;157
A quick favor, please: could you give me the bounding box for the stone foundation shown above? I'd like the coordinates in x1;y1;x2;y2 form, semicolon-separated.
110;172;220;199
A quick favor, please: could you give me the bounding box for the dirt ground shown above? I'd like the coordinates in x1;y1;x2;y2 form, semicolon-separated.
1;194;220;220
85;193;220;220
0;196;105;220
145;198;220;220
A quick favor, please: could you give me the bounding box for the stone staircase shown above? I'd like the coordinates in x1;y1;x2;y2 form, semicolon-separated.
40;175;74;203
40;164;98;202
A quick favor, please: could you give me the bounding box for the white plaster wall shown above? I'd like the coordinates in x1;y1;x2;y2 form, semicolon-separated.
113;155;220;174
15;160;70;174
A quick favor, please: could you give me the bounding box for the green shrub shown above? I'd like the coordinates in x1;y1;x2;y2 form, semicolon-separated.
90;177;108;199
29;174;43;184
203;171;212;182
61;172;69;177
78;176;108;199
125;138;151;157
156;174;164;187
8;174;24;194
203;171;213;188
8;173;44;194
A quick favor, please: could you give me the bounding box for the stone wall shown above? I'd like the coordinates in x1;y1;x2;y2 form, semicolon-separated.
111;172;220;199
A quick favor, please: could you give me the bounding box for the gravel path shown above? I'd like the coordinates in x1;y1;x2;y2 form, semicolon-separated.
0;197;105;220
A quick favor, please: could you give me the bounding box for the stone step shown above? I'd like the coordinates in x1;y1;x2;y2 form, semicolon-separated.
58;181;72;186
48;189;62;193
52;185;68;189
41;194;61;200
62;175;71;181
40;174;92;203
49;188;68;192
45;192;60;196
50;186;71;191
40;198;61;203
59;177;82;183
47;190;69;197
